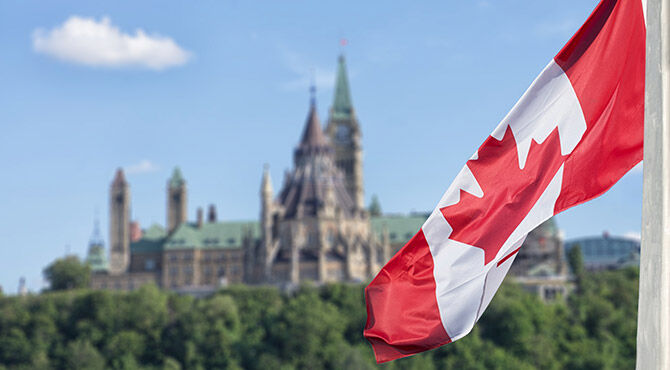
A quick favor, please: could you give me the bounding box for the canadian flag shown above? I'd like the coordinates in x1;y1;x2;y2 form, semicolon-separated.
364;0;646;363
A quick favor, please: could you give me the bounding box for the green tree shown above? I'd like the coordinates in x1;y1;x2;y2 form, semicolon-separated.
268;286;348;368
568;244;585;278
64;340;106;370
369;194;382;217
0;269;643;368
199;295;241;369
162;357;182;370
43;256;91;291
104;330;144;369
0;327;33;365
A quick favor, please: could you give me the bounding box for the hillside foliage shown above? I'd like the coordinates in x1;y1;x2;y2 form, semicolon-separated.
0;267;638;369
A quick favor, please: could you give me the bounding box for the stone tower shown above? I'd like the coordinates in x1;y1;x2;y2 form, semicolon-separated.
109;168;130;275
167;167;187;234
326;54;364;210
259;164;275;280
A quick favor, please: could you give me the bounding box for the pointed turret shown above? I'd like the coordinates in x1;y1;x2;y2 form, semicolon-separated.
261;165;274;239
260;165;276;283
299;95;329;149
112;168;127;187
261;164;274;196
280;88;355;220
167;167;188;233
326;54;365;210
90;217;104;246
332;55;354;120
294;90;333;166
86;218;108;272
169;167;185;188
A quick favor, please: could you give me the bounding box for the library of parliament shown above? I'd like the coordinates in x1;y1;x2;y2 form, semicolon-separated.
87;55;569;299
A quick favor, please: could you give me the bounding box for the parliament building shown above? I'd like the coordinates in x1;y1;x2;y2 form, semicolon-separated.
87;55;569;298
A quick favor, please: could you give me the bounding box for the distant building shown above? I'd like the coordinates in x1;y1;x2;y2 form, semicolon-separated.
88;55;425;292
565;233;640;271
86;54;571;297
509;218;570;300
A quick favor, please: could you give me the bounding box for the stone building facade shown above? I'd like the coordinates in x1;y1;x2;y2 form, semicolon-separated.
87;54;570;298
509;218;571;300
248;94;381;285
89;55;420;292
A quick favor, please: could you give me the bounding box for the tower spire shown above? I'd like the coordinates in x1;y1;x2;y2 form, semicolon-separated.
90;215;103;245
87;213;108;272
298;94;328;149
309;75;317;106
169;167;185;188
326;54;364;210
261;164;274;195
332;54;353;120
167;166;187;233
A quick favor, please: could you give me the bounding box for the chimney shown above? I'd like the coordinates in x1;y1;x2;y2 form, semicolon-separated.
208;204;217;223
197;207;204;228
130;221;143;242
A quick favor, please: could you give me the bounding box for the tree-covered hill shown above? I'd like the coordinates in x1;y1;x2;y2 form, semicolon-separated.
0;267;638;369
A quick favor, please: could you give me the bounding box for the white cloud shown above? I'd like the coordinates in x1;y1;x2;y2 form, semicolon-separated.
125;159;160;174
278;47;335;92
33;16;191;70
623;231;641;241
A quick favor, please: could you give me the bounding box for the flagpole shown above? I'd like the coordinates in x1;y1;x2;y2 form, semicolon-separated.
637;0;670;368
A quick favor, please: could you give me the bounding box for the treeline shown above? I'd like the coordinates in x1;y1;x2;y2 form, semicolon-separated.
0;267;638;369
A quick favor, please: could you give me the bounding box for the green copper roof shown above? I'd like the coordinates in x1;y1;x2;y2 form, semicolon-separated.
145;224;168;239
130;224;167;253
164;221;260;250
331;55;353;120
371;214;428;244
127;215;428;253
169;167;185;188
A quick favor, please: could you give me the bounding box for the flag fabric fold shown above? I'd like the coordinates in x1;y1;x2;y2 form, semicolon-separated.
364;0;646;363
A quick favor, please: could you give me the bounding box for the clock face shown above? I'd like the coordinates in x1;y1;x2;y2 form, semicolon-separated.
336;125;350;143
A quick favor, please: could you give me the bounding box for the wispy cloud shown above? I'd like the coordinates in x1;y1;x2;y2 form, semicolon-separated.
33;16;191;70
278;47;335;92
125;159;160;174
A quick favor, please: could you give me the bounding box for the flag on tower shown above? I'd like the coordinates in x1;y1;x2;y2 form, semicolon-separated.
364;0;646;363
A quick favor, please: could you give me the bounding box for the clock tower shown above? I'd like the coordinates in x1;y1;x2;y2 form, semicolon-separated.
326;54;364;210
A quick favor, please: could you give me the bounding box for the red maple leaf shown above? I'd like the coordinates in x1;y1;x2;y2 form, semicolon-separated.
440;125;566;265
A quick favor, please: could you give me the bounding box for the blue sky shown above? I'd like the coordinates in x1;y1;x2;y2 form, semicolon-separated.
0;0;641;293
